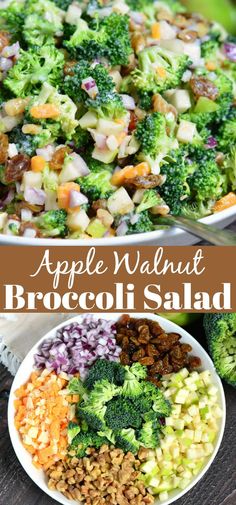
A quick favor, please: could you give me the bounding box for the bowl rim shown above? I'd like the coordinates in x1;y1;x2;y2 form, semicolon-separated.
2;205;236;246
8;313;226;505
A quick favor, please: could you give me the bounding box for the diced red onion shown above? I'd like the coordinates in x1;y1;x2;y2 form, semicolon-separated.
70;152;90;176
0;188;15;208
21;208;33;222
33;316;121;378
36;144;55;162
120;94;136;110
116;221;128;236
81;77;98;98
69;190;88;208
1;42;20;58
23;228;37;238
206;137;218;149
0;57;13;71
24;187;46;206
224;42;236;62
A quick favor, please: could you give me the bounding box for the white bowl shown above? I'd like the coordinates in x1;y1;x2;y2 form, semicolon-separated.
2;206;236;246
8;313;226;505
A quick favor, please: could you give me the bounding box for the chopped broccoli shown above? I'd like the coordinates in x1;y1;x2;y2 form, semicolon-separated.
135;112;178;172
132;46;190;94
142;382;171;417
105;397;142;430
35;209;68;238
23;0;65;47
217;111;236;152
87;92;125;119
68;377;87;397
115;428;140;454
69;431;108;458
52;0;72;9
84;359;126;391
68;126;91;151
62;61;115;103
126;211;155;235
201;39;221;64
77;170;115;202
84;154;115;174
65;13;132;66
137;412;160;449
77;401;107;431
4;45;64;97
89;379;120;405
121;363;147;398
224;147;236;191
187;155;227;209
138;91;153;111
136;189;166;214
8;125;59;156
0;1;25;43
203;313;236;388
68;421;80;445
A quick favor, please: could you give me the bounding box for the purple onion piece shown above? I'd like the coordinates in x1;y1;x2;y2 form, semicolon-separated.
206;137;218;149
224;42;236;62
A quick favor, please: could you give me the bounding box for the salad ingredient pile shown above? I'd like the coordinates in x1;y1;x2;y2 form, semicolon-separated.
14;315;223;504
0;0;236;239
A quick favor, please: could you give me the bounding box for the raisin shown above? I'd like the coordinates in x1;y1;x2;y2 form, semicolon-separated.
0;31;11;52
178;30;198;42
147;377;161;387
181;343;192;353
123;174;163;189
139;357;155;366
132;349;146;362
189;77;219;101
49;146;71;171
5;154;30;183
64;61;77;76
146;344;159;357
92;199;107;212
188;356;201;369
0;133;9;164
118;314;130;325
120;352;131;365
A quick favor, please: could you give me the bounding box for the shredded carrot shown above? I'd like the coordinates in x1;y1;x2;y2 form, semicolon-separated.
30;104;60;119
213;192;236;213
14;371;71;470
205;61;217;71
31;155;46;172
151;22;161;40
57;182;80;210
111;161;151;186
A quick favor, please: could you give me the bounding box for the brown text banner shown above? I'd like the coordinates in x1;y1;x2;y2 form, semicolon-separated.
0;246;235;312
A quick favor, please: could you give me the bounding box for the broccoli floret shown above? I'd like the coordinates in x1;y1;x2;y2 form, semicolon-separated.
217;112;236;152
187;158;227;208
84;359;126;390
65;13;132;66
136;190;167;214
201;39;221;64
68;126;91;151
135;112;178;172
126;211;155;235
89;379;120;405
68;421;80;444
77;170;115;202
0;1;25;43
224;147;236;191
35;209;68;238
115;428;140;454
8;125;58;156
105;397;142;430
158;149;193;215
138;91;153;111
68;377;87;397
87;92;126;119
23;0;65;47
77;401;107;431
132;46;190;94
62;61;115;103
142;382;171;417
84;155;115;174
121;363;147;398
4;45;64;97
203;313;236;388
53;0;72;9
137;412;160;449
69;431;108;457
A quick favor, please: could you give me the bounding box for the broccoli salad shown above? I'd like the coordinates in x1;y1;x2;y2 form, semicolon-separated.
0;0;235;239
14;315;223;505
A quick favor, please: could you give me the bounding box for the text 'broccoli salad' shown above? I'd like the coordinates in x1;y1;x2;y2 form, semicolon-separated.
0;0;235;239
